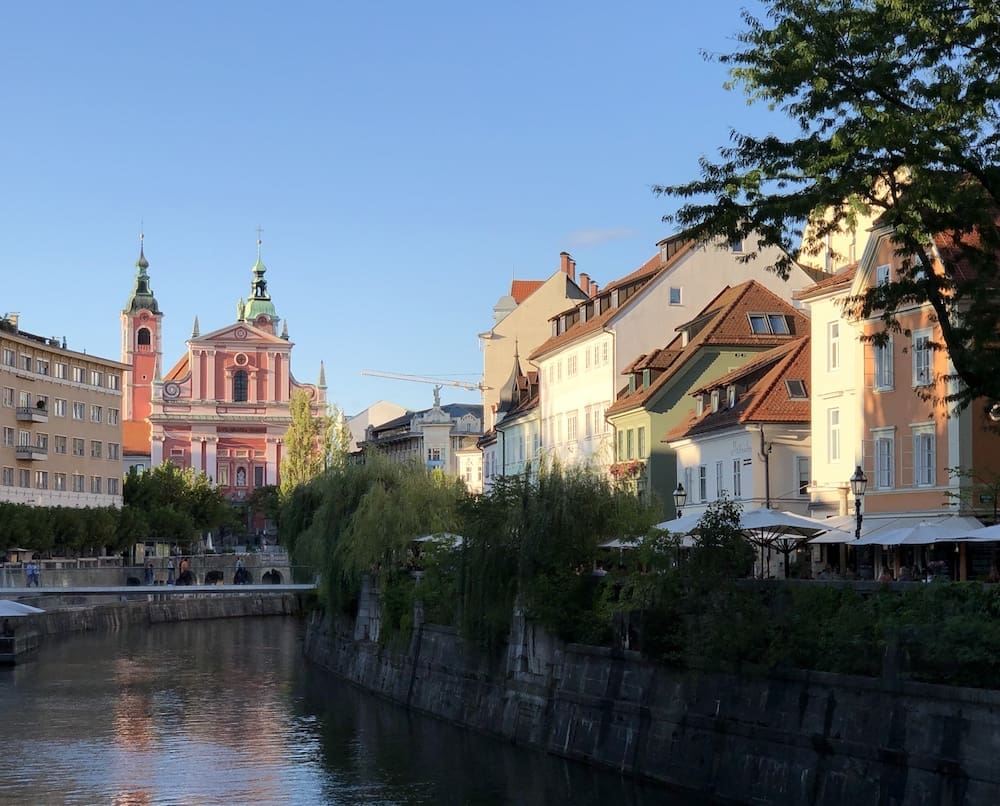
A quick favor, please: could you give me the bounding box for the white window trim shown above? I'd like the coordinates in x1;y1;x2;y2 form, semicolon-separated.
827;322;840;371
912;424;936;488
871;426;896;490
912;328;933;388
873;338;894;392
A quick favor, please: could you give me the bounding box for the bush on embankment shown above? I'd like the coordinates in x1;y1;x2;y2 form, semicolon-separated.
284;466;1000;689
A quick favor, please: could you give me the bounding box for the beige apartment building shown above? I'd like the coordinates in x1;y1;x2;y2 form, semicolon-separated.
0;315;127;507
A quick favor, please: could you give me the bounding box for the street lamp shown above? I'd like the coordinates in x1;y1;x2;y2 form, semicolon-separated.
849;465;868;539
672;483;687;517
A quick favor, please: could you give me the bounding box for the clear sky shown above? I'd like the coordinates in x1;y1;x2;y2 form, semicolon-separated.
1;1;780;415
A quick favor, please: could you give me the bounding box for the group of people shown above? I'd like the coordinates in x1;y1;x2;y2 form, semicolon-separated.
142;556;194;585
23;561;40;588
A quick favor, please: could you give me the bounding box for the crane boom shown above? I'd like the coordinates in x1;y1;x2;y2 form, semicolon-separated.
360;369;487;392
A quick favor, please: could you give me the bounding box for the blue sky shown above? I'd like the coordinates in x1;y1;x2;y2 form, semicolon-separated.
1;1;779;414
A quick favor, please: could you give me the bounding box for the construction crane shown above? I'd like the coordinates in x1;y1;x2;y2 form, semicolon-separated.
360;370;488;407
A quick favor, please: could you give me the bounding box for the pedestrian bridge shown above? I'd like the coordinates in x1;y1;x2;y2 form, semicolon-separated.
1;583;316;597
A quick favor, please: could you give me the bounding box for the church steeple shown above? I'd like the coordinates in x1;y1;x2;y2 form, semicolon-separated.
121;230;164;424
241;227;279;332
124;232;160;314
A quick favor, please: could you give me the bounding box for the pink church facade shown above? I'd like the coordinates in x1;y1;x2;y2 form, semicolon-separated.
121;237;326;507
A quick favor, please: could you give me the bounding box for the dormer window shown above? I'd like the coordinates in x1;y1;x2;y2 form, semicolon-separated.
786;379;808;399
711;389;720;412
696;396;705;417
748;313;791;334
727;385;736;408
643;369;651;389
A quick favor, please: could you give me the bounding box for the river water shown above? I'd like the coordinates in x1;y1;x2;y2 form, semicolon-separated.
0;617;707;805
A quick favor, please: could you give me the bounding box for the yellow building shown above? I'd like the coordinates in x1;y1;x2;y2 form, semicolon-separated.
0;314;126;506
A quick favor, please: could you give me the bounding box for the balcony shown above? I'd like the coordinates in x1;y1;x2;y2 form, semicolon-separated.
15;445;48;461
16;405;48;423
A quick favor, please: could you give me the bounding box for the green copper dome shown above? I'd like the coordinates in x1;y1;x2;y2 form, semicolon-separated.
241;239;279;324
124;237;160;314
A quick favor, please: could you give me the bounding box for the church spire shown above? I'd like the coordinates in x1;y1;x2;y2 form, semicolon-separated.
191;315;200;338
242;226;279;330
318;361;327;389
124;231;160;314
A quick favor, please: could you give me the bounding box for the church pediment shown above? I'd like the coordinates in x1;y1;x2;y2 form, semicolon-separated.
191;322;290;347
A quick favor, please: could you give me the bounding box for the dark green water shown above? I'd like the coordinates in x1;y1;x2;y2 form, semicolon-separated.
0;617;706;805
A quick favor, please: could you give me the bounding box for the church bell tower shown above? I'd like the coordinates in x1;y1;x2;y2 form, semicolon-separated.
121;233;164;422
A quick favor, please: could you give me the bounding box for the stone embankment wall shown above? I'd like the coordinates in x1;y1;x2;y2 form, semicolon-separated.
305;610;1000;806
23;592;302;638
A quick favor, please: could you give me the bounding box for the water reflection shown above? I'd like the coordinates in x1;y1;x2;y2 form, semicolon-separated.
0;618;706;805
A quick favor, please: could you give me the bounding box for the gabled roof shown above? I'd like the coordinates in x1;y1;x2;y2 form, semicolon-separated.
607;280;809;416
510;280;544;304
793;263;859;301
193;321;290;346
529;242;695;360
165;356;189;382
666;336;811;442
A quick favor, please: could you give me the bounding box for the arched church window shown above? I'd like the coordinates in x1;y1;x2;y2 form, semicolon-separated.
137;328;151;347
233;370;248;402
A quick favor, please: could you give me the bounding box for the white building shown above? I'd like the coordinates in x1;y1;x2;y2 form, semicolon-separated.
529;234;827;472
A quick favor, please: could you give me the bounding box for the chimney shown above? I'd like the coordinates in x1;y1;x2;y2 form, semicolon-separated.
579;272;590;296
589;282;599;299
559;251;576;282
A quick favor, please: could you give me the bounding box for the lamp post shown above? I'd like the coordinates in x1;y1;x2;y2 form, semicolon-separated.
850;465;868;539
672;483;687;518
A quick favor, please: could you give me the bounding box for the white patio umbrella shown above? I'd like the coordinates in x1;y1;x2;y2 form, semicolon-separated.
852;515;984;546
655;508;853;577
949;522;1000;542
656;508;851;539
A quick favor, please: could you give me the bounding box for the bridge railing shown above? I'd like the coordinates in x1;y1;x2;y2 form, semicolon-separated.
0;562;318;589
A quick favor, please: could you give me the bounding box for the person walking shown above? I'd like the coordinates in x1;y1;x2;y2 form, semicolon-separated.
144;562;154;585
24;561;34;588
167;558;175;585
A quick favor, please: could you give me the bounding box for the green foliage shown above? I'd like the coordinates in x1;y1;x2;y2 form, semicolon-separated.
460;466;660;647
121;463;234;547
658;0;1000;410
282;452;466;615
686;498;755;586
279;392;354;499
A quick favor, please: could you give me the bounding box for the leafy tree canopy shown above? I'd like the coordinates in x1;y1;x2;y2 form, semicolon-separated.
658;0;1000;411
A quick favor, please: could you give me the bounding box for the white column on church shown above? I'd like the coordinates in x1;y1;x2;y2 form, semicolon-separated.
205;436;218;483
248;370;257;403
207;350;217;400
266;436;279;486
266;352;275;402
191;351;202;400
151;435;164;467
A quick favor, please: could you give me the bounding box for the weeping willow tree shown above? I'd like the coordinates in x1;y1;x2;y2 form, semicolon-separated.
460;464;660;649
281;452;467;612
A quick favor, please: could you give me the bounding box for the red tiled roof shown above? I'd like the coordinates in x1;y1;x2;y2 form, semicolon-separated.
165;356;188;382
665;337;811;442
607;280;810;415
793;263;859;300
933;228;1000;284
123;419;151;455
510;280;544;304
529;242;695;360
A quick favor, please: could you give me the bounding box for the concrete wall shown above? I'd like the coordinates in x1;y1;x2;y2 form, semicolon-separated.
305;609;1000;806
18;591;302;639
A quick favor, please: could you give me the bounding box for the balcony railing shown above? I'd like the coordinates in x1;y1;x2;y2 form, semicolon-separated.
15;445;48;461
16;406;48;423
